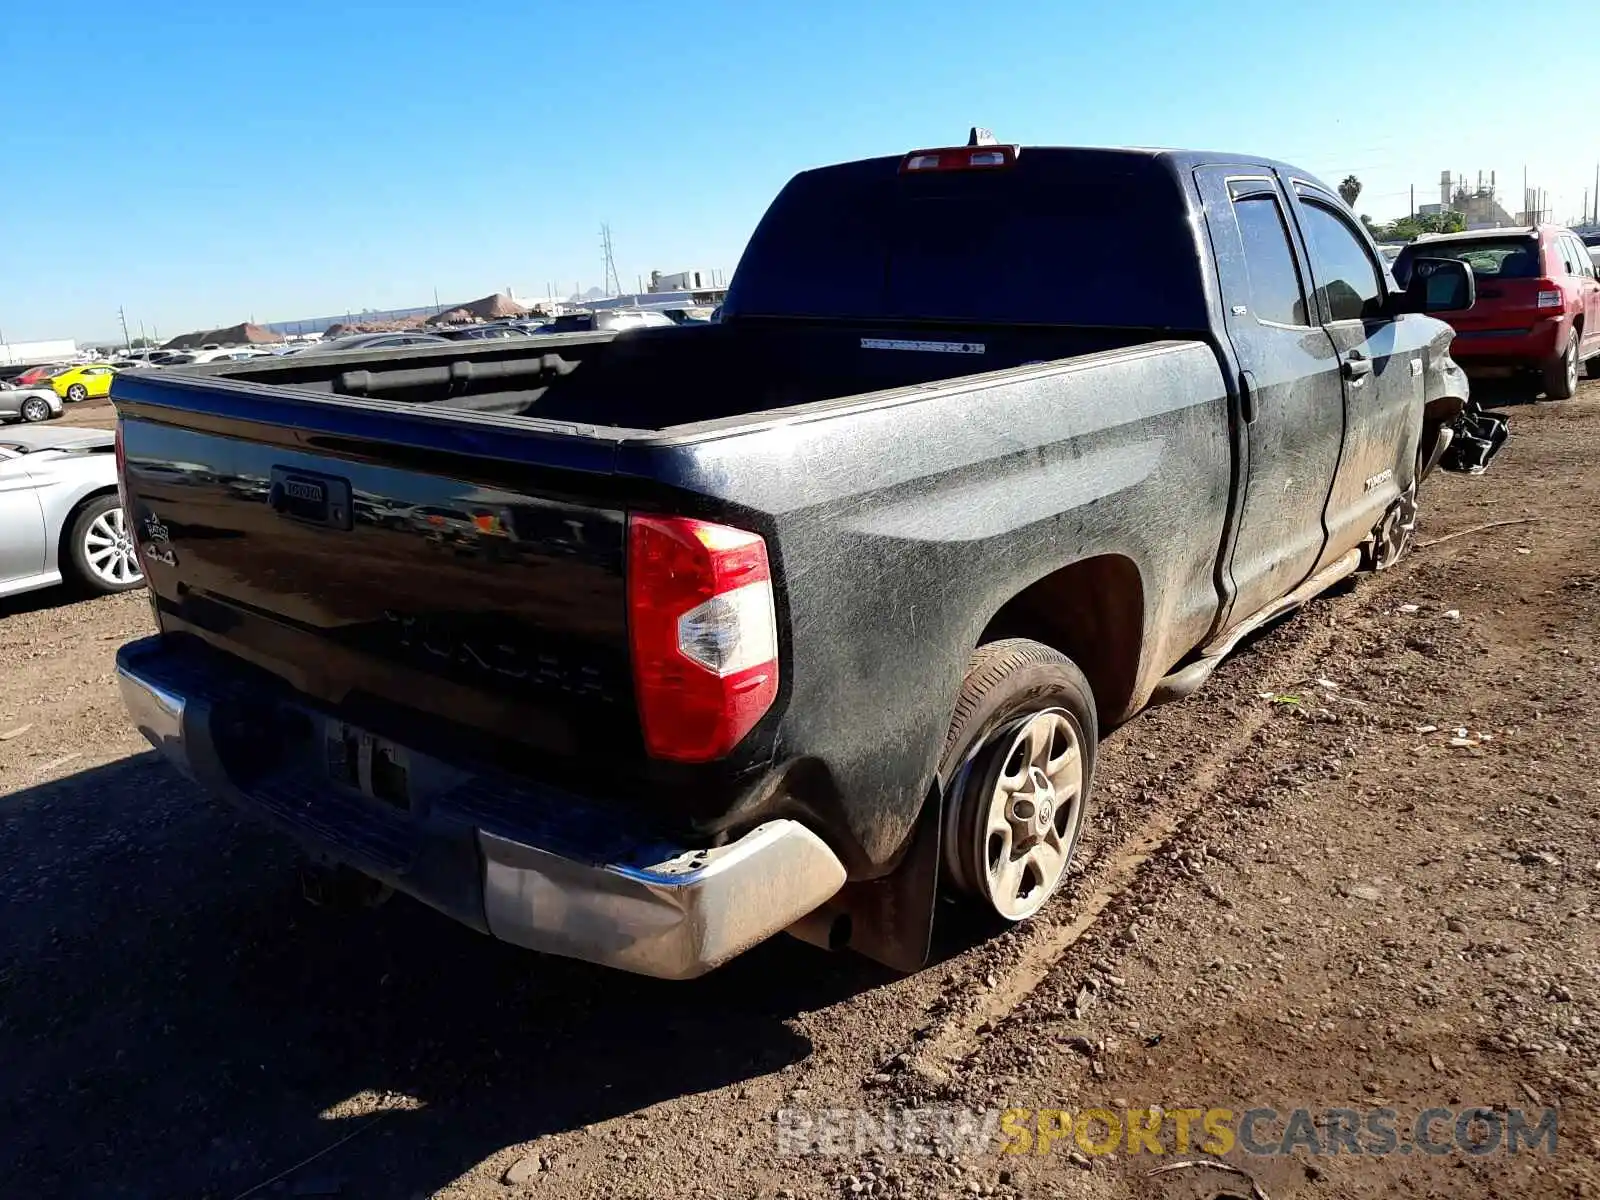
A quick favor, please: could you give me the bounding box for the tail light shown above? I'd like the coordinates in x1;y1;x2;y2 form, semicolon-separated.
114;421;131;516
627;515;779;762
900;145;1019;173
1536;282;1564;310
114;422;152;580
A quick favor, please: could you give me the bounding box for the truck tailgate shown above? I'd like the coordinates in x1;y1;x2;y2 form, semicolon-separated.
115;374;639;768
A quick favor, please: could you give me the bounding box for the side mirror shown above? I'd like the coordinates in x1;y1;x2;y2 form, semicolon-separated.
1398;257;1475;314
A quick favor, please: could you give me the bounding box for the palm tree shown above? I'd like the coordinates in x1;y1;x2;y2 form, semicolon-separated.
1338;176;1362;207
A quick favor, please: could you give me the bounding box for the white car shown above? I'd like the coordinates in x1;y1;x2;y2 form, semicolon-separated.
0;387;63;424
0;428;144;599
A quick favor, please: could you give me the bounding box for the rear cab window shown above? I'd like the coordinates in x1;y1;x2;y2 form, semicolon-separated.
724;148;1209;331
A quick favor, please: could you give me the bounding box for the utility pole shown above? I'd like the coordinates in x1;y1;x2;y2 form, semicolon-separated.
1409;184;1414;218
433;287;441;315
599;224;621;297
117;306;132;353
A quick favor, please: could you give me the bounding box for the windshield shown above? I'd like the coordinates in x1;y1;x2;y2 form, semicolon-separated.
1396;237;1541;283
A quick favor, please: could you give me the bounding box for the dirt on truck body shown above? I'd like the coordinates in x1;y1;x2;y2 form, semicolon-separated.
2;384;1597;1199
111;142;1479;980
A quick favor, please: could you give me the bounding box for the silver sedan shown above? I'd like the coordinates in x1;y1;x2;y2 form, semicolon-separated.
0;427;144;599
0;386;63;424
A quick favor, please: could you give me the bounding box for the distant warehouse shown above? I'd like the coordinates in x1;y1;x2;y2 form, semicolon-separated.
1;339;77;367
648;269;723;292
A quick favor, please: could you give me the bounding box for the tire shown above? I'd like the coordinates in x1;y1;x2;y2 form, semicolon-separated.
940;639;1098;922
19;396;51;423
65;495;144;594
1542;329;1579;401
64;383;88;403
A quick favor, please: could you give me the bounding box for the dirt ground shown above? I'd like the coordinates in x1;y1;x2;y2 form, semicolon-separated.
48;394;120;431
2;383;1597;1200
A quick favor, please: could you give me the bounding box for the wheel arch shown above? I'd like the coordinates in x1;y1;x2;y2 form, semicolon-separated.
974;553;1149;727
1418;392;1467;483
52;485;120;571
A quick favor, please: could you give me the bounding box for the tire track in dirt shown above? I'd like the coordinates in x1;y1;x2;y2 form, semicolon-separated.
908;547;1430;1080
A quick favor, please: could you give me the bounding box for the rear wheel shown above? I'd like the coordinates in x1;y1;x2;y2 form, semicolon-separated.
941;639;1097;922
66;495;144;594
1542;329;1579;400
65;383;88;403
19;396;51;423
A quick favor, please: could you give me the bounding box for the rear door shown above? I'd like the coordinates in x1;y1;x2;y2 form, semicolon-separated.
1560;234;1600;356
1195;168;1344;624
1288;182;1423;560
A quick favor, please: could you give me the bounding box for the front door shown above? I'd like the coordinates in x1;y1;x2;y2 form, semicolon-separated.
1286;185;1427;563
0;467;46;588
1288;183;1424;561
1196;167;1346;626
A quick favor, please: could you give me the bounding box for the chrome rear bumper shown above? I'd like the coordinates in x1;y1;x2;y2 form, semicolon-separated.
117;637;845;979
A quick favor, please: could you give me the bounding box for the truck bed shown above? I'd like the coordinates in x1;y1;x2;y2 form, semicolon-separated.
179;321;1162;430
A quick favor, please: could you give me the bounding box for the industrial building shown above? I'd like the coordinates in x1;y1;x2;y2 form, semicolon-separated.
0;338;77;368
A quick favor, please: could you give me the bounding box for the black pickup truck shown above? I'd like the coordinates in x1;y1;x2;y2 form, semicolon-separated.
112;137;1475;978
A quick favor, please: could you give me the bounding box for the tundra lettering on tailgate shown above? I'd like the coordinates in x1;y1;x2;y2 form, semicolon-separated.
268;466;352;530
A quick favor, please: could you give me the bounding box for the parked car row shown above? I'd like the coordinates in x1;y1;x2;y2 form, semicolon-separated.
275;309;706;355
0;361;124;422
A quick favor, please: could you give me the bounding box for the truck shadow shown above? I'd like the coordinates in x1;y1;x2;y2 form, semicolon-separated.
0;753;888;1199
0;583;100;618
1466;377;1557;408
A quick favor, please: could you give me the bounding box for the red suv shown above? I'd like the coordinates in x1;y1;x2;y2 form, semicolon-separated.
1394;225;1600;399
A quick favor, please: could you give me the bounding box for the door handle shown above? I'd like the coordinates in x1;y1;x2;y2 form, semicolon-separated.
1342;352;1372;381
1240;369;1257;424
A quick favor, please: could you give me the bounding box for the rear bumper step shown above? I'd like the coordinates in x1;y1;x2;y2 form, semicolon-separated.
116;636;845;979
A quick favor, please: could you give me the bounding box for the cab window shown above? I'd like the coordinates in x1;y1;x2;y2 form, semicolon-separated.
1295;190;1385;322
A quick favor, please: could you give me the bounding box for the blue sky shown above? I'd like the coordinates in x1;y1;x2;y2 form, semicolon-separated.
3;0;1594;343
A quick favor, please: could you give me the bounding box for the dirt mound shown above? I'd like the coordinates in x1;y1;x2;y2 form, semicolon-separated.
424;293;527;325
323;314;431;338
161;322;280;349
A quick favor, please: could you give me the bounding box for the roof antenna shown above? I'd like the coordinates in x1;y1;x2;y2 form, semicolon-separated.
968;127;997;147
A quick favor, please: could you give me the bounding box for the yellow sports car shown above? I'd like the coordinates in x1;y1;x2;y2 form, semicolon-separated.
49;363;118;402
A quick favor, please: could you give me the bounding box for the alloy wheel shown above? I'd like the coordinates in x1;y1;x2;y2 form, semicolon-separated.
960;709;1086;920
84;507;142;587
